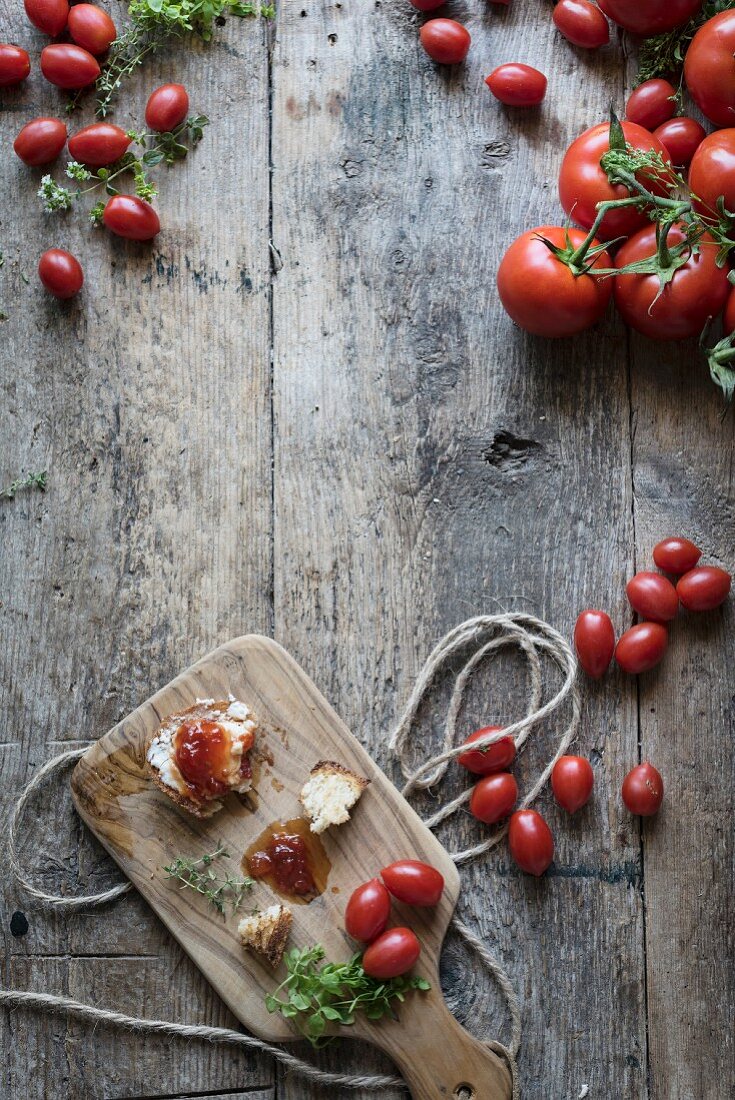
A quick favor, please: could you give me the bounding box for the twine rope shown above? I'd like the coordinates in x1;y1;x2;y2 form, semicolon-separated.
4;613;578;1099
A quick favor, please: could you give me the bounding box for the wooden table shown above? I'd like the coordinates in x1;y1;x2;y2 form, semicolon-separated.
1;3;733;1098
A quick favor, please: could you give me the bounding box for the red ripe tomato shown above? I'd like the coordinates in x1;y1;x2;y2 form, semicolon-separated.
684;10;735;128
68;122;131;167
469;773;518;824
67;5;116;56
652;537;702;574
559;121;672;241
24;0;69;36
14;117;67;166
344;879;391;942
552;0;609;48
688;130;735;226
573;609;615;678
40;43;100;88
38;248;83;299
419;19;471;64
597;0;701;37
622;762;663;815
614;622;667;674
508;810;553;876
551;756;594;813
103;195;160;240
497;225;612;338
614;225;729;340
625;79;676;131
485;64;547;107
145;83;190;132
0;45;31;87
626;571;679;622
457;726;516;775
676;566;731;611
380;860;444;906
409;0;444;8
362;927;421;979
653;117;705;168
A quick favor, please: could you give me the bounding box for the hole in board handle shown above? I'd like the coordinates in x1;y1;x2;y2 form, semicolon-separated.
453;1086;476;1100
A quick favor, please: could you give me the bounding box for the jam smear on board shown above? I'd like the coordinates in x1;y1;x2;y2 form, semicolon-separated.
244;818;330;903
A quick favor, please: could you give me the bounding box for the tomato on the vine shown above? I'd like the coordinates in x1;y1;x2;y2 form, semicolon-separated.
24;0;69;37
622;762;663;816
103;195;160;240
14;118;67;166
381;860;444;906
146;83;190;132
40;43;100;88
38;249;83;299
684;9;735;128
67;4;116;56
625;79;676;132
419;19;471;64
614;622;667;674
362;928;421;979
0;44;31;87
688;130;735;226
597;0;701;36
345;879;391;943
552;0;609;49
676;566;731;611
573;609;615;678
559;121;671;240
652;117;705;168
508;810;554;876
457;726;516;775
551;756;594;813
497;225;612;338
485;64;547;107
68;122;131;167
652;537;701;574
626;571;679;622
470;773;518;824
613;225;729;341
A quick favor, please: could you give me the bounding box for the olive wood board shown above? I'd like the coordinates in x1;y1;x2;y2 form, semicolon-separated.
71;635;512;1100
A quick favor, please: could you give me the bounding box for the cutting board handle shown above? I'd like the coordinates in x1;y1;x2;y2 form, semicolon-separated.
372;990;514;1100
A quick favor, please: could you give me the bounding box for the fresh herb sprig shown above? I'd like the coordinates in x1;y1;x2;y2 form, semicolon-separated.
1;471;48;500
637;0;733;88
266;944;430;1047
164;844;254;914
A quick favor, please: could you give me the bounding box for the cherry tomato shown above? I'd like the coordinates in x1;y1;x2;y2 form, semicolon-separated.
145;83;190;133
362;927;421;979
0;44;31;87
508;810;553;876
684;10;735;128
652;537;702;574
380;860;444;906
626;571;679;622
551;756;594;813
614;225;729;341
67;4;116;56
688;130;735;227
24;0;69;36
676;566;731;611
103;195;160;240
652;117;705;168
470;773;518;824
14;117;67;166
614;622;667;674
419;19;471;64
457;726;516;775
597;0;701;36
40;43;100;88
485;64;547;107
573;609;615;678
409;0;444;8
552;0;609;48
68;122;131;167
497;225;612;338
622;762;663;816
344;878;391;942
625;79;676;131
38;248;83;299
559;121;672;241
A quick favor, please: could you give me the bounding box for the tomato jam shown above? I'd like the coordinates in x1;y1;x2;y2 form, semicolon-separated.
173;719;233;799
244;818;330;904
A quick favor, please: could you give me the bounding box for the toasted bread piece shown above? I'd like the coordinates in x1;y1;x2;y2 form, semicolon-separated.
299;759;369;834
238;904;293;967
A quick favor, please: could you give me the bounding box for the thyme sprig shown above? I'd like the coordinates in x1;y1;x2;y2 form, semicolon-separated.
637;0;734;91
265;944;431;1047
0;471;48;500
164;844;254;914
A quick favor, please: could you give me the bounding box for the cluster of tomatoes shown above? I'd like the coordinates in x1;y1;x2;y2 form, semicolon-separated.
344;859;444;979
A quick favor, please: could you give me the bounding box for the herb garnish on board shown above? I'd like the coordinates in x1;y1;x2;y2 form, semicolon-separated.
164;844;254;914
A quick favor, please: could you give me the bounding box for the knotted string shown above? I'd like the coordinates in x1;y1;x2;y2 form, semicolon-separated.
4;613;579;1099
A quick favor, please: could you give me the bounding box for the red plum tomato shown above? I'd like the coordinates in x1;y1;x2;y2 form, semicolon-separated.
419;19;471;64
40;43;100;88
458;726;516;775
24;0;69;36
551;756;594;813
344;879;391;942
14;117;67;166
573;609;615;678
103;195;160;240
653;117;705;167
409;0;445;8
552;0;610;48
470;773;518;824
625;79;676;131
485;63;547;107
381;860;444;906
145;83;189;132
0;45;31;86
626;571;679;622
362;928;421;979
652;537;702;574
508;810;554;876
614;622;667;674
676;566;731;611
622;762;663;815
68;122;131;167
38;248;83;299
67;4;116;55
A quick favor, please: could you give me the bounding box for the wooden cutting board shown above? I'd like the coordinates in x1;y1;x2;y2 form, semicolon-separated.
71;635;512;1100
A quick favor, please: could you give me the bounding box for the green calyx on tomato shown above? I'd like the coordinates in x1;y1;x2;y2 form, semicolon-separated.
612;220;703;301
703;327;735;408
534;225;612;277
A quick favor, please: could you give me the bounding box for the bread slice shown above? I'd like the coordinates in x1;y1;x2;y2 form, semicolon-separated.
238;904;293;967
299;760;369;834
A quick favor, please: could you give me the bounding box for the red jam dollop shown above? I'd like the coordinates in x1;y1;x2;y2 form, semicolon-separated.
173;719;232;799
248;831;316;896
